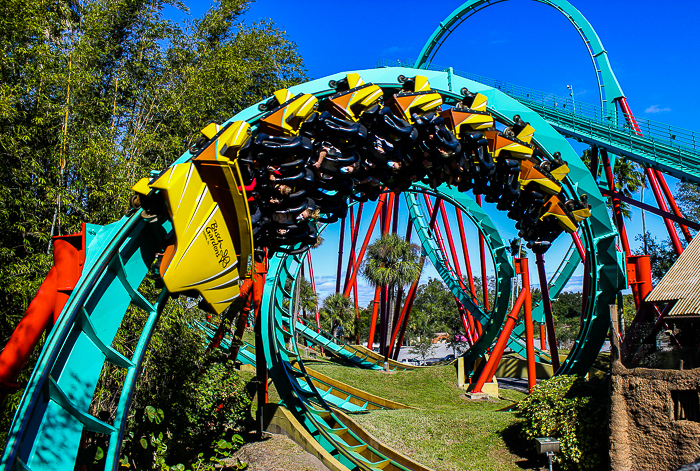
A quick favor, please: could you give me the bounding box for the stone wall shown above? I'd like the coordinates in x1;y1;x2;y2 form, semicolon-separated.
610;361;700;470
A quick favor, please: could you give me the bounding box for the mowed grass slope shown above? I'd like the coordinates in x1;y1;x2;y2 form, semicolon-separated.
308;361;533;471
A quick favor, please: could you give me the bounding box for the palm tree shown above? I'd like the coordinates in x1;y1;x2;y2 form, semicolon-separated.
361;233;421;356
296;277;318;322
320;293;355;341
582;148;644;218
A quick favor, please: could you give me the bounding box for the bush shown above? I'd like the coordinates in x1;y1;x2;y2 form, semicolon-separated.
84;293;252;469
517;375;608;470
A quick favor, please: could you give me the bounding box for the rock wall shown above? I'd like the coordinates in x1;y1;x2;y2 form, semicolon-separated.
610;361;700;470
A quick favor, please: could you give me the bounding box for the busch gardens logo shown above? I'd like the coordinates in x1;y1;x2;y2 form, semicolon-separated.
204;220;231;268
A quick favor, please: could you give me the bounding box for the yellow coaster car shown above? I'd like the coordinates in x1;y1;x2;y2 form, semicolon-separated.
132;121;254;314
440;108;494;137
325;72;383;122
519;159;562;195
258;89;319;137
459;87;489;112
540;195;577;233
387;75;443;123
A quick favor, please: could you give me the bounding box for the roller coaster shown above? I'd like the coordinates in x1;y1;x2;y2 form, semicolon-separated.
2;0;699;469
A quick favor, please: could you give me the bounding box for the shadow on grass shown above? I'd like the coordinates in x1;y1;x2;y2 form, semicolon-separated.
500;421;549;471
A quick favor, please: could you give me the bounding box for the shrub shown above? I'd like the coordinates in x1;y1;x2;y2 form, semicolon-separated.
517;375;608;470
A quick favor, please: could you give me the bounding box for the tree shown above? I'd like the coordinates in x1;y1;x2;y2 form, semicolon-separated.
550;291;583;348
676;181;700;230
0;0;306;340
0;0;306;450
319;293;354;342
407;278;458;346
290;277;317;321
361;233;420;354
409;337;436;364
582;149;644;218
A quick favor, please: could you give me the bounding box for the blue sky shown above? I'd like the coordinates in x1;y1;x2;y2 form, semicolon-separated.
173;0;700;305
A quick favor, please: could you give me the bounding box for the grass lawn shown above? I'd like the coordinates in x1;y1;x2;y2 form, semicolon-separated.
307;361;541;471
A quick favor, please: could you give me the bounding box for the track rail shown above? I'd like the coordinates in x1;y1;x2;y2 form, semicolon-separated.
261;249;429;471
2;215;169;470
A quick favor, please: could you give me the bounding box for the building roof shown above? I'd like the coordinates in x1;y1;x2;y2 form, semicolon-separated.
647;233;700;316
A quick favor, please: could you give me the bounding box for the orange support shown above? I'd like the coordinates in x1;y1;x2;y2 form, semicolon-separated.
366;286;382;349
472;282;527;393
627;255;652;305
0;226;86;404
540;324;547;352
473;259;535;393
476;195;489;311
520;259;536;393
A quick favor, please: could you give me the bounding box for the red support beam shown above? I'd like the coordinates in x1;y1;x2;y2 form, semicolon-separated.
572;232;587;262
390;284;416;359
343;204;363;293
0;228;86;405
343;195;386;298
540;324;547;352
598;188;700;231
307;253;321;330
438;201;478;340
423;195;453;273
476;195;489;311
353;274;360;345
455;207;478;298
535;253;560;372
367;286;382;349
379;194;395;356
645;168;684;255
336;217;346;293
439;201;463;279
389;257;425;359
383;193;394;235
472;283;527;393
600;148;632;258
520;259;536;393
456;301;475;347
617;97;687;252
618;97;692;242
392;193;400;234
655;169;693;242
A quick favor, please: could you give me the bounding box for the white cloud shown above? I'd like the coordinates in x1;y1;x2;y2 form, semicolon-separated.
645;104;671;114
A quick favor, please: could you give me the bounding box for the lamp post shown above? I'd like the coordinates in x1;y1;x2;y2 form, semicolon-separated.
567;84;575;110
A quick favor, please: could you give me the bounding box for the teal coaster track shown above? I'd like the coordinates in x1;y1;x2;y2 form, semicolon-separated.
4;0;700;468
1;67;625;470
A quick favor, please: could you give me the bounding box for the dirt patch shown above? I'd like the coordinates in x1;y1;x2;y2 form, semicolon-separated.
226;432;330;471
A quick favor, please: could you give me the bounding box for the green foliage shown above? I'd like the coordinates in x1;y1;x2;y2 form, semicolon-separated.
109;296;252;469
119;405;247;470
1;0;304;442
320;293;355;341
290;276;317;322
517;375;608;470
408;278;457;345
0;0;304;331
677;181;700;229
551;291;583;348
362;234;420;289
